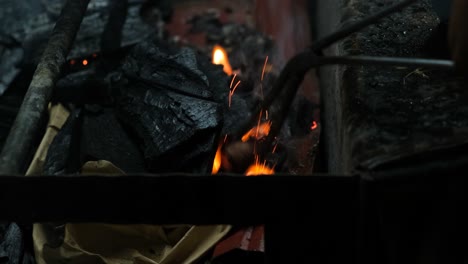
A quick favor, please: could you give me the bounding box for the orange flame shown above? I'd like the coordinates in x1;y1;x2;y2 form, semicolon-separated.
212;45;233;75
211;144;223;174
82;59;88;66
245;157;274;176
241;121;272;142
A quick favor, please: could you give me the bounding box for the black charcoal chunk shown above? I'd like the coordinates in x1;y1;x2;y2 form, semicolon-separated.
122;43;212;99
115;42;224;173
81;106;146;173
43;108;82;175
0;223;34;264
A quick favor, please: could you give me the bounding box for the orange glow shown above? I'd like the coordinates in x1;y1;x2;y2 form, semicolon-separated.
245;158;274;176
82;59;88;66
212;45;232;75
310;121;318;130
211;144;223;174
241;121;272;142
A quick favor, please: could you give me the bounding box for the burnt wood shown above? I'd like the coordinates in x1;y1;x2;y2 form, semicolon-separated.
114;42;225;173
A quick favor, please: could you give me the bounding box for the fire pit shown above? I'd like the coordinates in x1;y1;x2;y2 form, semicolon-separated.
0;0;465;263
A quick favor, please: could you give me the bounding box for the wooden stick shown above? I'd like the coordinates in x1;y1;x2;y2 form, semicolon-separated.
0;0;91;175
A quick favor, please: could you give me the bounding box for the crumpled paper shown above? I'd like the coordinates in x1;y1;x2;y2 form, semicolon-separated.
27;104;231;264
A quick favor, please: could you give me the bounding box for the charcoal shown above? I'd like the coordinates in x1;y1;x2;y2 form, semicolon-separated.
81;106;146;173
0;0;161;95
54;69;112;105
114;42;225;173
0;45;23;96
0;223;34;264
122;43;213;99
195;54;252;135
43;108;82;175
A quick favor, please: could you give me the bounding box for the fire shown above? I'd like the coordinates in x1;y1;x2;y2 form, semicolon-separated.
212;144;223;174
241;121;272;142
310;121;318;130
245;158;274;176
82;59;88;66
212;45;233;75
245;164;274;176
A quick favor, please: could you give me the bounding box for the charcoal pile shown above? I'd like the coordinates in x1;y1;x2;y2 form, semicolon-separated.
41;9;293;175
43;40;229;174
0;0;170;152
0;0;321;262
113;42;227;173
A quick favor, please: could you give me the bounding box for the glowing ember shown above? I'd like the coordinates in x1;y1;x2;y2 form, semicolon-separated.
245;158;274;176
241;121;272;142
212;45;233;75
212;144;223;174
82;59;88;66
310;121;318;130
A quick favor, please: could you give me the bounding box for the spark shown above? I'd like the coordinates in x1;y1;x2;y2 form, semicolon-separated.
255;111;263;140
259;56;269;99
272;142;278;154
228;80;241;107
261;56;269;81
230;74;237;89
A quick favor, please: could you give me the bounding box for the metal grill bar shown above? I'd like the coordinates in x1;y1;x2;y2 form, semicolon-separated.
0;175;358;224
0;0;91;175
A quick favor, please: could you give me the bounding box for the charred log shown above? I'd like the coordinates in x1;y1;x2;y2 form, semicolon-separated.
113;42;226;173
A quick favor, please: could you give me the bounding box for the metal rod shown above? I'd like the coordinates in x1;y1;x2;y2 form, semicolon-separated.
0;174;357;223
311;0;419;51
320;56;455;70
235;53;455;152
234;0;419;139
0;0;91;175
